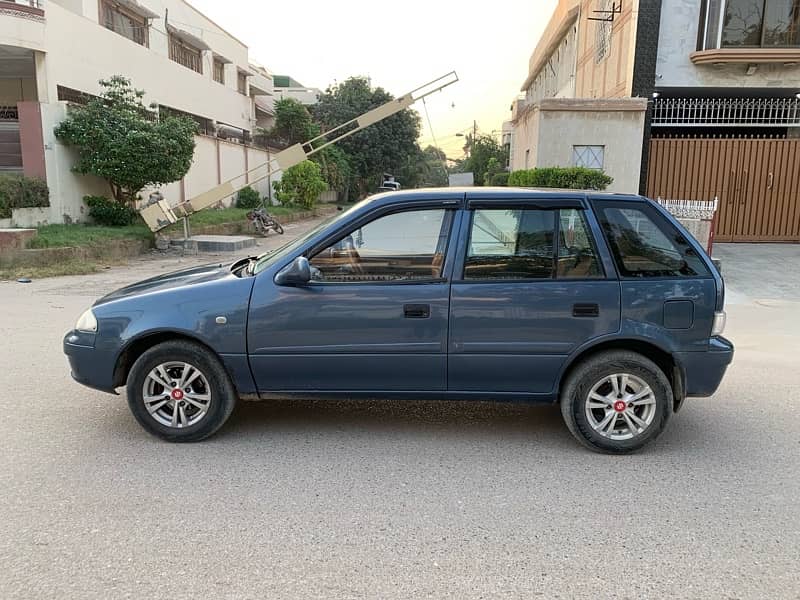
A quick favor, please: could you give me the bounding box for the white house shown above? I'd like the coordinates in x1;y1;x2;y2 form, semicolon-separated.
0;0;315;225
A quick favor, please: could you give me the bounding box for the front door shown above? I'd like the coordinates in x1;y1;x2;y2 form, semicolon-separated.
247;206;457;392
448;199;621;396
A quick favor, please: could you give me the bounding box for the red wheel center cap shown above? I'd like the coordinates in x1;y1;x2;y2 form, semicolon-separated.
613;400;626;412
171;389;184;400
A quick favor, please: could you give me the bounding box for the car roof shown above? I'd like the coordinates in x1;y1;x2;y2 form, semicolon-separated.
365;186;643;206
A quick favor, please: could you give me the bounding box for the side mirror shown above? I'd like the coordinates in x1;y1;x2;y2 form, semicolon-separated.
274;256;311;286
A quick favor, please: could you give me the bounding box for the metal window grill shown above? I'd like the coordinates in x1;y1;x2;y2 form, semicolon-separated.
0;106;19;121
56;85;95;105
169;35;203;74
594;0;613;63
573;145;605;170
652;97;800;127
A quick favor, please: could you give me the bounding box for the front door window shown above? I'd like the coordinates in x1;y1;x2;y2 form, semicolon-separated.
310;209;452;282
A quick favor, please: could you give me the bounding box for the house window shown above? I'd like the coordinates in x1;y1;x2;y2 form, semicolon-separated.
213;59;225;84
101;0;149;47
169;35;203;73
595;0;613;63
573;145;605;170
237;71;248;95
701;0;800;49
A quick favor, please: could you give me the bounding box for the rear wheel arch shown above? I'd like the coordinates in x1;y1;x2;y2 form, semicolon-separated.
113;331;224;389
557;339;684;411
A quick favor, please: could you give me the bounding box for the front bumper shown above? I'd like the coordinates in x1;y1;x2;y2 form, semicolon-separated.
63;331;118;394
676;336;734;398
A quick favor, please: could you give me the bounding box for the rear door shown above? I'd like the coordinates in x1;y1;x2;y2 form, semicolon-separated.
447;196;621;396
591;199;716;351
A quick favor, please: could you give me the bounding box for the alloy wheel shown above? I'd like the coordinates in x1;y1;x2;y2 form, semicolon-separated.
584;373;657;441
142;361;212;428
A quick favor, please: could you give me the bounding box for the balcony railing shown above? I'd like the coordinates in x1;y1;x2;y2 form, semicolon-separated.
652;97;800;127
9;0;43;8
0;0;45;19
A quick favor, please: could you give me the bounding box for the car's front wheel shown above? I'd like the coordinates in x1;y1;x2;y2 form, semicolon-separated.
126;340;237;442
560;350;672;454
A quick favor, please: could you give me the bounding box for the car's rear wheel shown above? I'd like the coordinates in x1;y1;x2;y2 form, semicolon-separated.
560;350;672;454
126;340;237;442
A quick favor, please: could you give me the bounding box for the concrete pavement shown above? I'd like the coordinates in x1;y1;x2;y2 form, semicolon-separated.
0;234;798;599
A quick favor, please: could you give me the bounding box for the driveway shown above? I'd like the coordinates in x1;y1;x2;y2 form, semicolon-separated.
0;232;798;599
714;243;800;303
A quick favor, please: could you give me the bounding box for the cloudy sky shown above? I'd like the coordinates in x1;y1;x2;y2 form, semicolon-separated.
187;0;556;158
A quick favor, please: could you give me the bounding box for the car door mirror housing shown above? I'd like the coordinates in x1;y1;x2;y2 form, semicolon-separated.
274;256;312;286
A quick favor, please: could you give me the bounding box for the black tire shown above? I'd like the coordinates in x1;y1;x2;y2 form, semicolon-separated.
126;340;237;442
560;350;672;454
272;221;284;235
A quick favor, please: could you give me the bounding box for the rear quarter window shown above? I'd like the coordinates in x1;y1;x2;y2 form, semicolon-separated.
594;202;710;278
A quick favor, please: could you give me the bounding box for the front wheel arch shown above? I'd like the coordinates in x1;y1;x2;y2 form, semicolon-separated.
113;331;225;390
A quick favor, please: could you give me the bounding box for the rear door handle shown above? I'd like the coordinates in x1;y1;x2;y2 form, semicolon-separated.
573;303;599;317
404;304;430;319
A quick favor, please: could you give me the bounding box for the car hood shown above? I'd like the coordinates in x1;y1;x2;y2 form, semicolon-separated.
95;262;239;306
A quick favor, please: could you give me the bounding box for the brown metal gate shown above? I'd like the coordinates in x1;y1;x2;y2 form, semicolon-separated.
647;137;800;242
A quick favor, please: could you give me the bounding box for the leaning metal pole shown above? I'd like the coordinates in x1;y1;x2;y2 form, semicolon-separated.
139;71;459;232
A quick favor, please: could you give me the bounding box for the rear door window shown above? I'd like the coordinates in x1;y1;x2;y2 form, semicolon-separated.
594;202;710;278
464;207;603;280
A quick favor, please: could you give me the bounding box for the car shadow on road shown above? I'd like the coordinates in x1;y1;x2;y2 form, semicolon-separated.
219;397;576;447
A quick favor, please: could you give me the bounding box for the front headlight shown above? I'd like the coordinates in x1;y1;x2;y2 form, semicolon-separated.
75;308;98;333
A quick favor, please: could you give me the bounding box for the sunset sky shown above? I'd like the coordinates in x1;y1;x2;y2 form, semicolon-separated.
187;0;557;158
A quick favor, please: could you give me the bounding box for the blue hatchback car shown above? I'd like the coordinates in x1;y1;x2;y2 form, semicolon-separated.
64;188;733;453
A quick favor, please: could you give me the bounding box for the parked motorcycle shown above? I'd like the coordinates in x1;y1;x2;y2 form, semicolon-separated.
246;207;284;236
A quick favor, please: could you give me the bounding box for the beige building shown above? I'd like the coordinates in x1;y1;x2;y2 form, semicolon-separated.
0;0;313;226
509;0;800;242
508;0;647;193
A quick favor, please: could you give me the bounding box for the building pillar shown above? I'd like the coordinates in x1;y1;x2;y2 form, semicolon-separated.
33;51;50;104
631;0;665;195
17;101;47;181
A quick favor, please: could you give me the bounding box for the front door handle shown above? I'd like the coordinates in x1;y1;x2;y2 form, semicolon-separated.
404;304;430;319
573;303;599;317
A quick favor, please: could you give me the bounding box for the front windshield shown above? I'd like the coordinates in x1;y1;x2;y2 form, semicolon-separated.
252;200;369;274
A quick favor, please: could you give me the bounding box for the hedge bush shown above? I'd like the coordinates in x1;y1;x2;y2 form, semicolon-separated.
235;186;262;209
0;175;50;219
84;195;140;226
489;172;509;186
274;160;327;210
508;167;612;190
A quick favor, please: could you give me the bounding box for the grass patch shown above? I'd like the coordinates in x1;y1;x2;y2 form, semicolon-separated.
25;205;319;250
27;223;152;249
0;259;101;280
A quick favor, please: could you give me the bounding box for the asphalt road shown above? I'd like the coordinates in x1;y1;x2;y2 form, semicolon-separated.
1;229;798;599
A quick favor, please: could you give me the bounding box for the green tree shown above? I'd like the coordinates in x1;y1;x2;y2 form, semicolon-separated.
462;134;508;186
484;157;503;186
313;77;420;197
273;160;328;209
390;144;450;189
54;76;196;205
313;145;351;194
259;97;319;148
